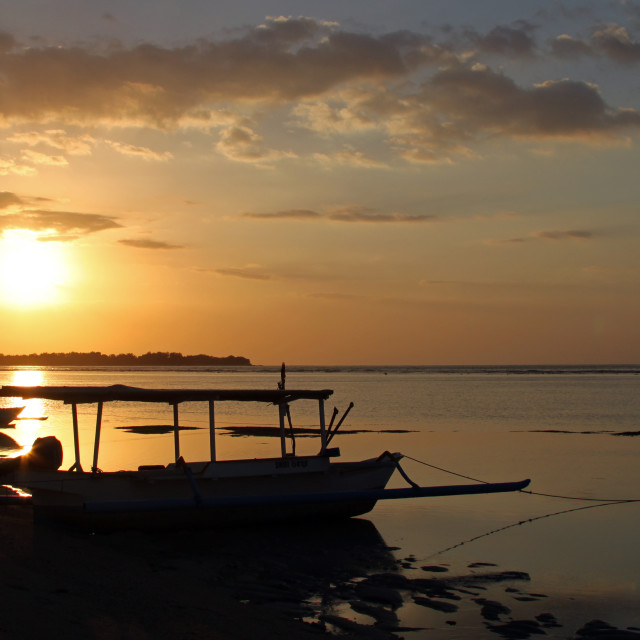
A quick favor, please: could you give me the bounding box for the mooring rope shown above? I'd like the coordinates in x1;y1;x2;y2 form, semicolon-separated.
427;499;633;558
403;454;640;504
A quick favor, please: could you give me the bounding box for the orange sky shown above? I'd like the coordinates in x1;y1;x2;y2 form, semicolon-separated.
1;2;640;364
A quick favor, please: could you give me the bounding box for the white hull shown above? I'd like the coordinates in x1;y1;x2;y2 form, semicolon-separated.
11;454;399;530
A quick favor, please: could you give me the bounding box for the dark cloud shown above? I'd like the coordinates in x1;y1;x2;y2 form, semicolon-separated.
0;210;121;236
591;24;640;64
419;66;640;140
466;23;538;57
0;17;435;126
549;24;640;64
118;238;183;249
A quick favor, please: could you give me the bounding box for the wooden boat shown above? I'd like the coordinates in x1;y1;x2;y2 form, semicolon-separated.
0;405;24;426
0;380;530;530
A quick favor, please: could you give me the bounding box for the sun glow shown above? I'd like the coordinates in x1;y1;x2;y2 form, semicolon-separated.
0;230;70;307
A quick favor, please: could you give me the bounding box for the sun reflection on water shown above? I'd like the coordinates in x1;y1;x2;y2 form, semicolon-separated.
3;369;49;455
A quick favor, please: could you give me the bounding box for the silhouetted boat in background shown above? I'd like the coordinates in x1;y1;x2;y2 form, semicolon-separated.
0;370;529;530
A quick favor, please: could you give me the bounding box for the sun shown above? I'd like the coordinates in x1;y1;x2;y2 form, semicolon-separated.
0;230;70;307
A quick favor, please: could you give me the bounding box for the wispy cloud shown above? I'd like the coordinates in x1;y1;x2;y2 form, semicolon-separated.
7;129;95;155
487;229;596;245
215;266;272;280
106;141;173;161
0;209;121;237
20;149;68;166
243;205;437;223
243;209;321;220
118;238;183;249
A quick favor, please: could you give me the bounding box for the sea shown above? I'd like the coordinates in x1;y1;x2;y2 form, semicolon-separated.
1;364;639;639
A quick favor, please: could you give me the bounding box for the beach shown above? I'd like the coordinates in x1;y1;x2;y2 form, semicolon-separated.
2;501;639;640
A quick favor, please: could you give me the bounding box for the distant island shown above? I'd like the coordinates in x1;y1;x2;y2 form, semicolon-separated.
0;351;252;366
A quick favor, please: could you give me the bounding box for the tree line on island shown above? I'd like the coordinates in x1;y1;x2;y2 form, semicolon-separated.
0;351;251;366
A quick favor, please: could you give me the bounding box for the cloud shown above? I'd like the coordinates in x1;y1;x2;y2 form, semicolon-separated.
549;24;640;64
118;238;183;249
0;191;23;209
591;24;640;64
243;205;437;223
7;129;95;155
243;209;321;220
215;266;272;280
313;147;387;168
216;125;295;164
465;23;538;57
327;205;437;223
415;66;640;142
106;141;173;161
549;34;594;58
0;210;121;237
0;17;428;127
488;229;595;244
0;157;37;176
1;16;638;168
533;229;594;241
20;149;68;166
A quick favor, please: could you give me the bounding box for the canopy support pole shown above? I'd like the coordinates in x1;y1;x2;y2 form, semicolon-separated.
278;404;287;457
69;403;83;472
318;399;326;452
91;401;103;473
173;404;180;462
208;400;216;462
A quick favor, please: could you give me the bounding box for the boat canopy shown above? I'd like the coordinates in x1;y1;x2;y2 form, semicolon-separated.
0;384;335;469
0;385;333;405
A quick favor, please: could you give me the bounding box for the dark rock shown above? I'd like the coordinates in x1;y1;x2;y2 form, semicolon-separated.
349;600;399;627
421;565;449;573
354;584;404;610
535;613;561;628
412;596;459;613
575;619;640;639
474;598;512;621
486;619;545;639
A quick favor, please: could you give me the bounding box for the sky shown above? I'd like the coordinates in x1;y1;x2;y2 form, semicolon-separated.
1;0;640;365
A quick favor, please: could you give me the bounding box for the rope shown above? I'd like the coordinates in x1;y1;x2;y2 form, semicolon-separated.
403;454;640;504
428;500;633;558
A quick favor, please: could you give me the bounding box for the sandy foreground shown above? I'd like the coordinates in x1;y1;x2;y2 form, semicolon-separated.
2;504;639;640
0;505;389;640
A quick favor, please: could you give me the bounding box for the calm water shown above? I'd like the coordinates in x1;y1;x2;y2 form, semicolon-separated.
1;365;639;638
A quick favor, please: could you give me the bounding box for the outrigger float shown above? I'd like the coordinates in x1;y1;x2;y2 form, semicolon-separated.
0;374;530;530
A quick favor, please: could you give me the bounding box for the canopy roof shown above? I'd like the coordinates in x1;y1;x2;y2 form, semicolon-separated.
0;384;333;405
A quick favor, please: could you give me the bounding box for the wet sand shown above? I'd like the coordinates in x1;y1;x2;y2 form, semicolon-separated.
2;504;639;640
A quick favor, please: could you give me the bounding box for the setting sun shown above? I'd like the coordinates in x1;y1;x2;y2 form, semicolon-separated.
0;230;70;307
